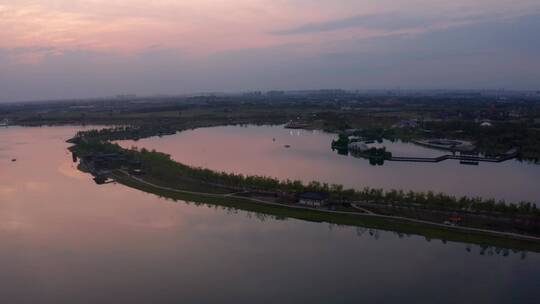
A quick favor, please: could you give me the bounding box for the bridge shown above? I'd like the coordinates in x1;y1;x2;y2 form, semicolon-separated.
387;150;519;164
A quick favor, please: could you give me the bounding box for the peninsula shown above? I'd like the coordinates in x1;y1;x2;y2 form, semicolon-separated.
68;124;540;252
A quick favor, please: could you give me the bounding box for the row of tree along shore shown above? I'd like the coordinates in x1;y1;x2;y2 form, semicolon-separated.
70;128;540;237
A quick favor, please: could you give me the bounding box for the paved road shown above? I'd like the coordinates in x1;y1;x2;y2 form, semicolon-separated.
351;203;375;214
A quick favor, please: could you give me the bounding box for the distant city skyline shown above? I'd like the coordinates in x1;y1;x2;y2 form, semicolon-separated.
1;0;539;102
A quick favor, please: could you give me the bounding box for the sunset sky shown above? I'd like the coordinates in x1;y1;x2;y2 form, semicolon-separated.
1;0;539;101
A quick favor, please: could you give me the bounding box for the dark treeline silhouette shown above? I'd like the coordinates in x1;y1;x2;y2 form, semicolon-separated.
424;121;540;161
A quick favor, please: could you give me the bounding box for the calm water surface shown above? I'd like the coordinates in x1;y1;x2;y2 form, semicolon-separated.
118;125;540;204
1;126;539;303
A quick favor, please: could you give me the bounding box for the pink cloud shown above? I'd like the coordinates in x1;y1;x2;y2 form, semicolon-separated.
0;0;538;61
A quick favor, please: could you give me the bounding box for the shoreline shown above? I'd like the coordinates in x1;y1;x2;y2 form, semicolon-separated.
67;124;540;251
111;170;540;252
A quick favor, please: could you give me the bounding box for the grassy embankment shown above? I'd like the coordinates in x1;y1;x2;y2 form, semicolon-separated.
112;170;540;253
71;139;540;253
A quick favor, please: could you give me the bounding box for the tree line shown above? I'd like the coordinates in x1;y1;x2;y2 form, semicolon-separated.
72;130;539;220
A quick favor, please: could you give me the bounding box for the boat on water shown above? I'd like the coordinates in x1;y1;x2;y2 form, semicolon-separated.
0;119;9;127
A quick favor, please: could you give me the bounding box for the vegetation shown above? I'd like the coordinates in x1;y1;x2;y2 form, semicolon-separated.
331;133;350;148
5;92;540;161
113;170;540;253
424;121;540;161
73;134;539;220
5;92;540;250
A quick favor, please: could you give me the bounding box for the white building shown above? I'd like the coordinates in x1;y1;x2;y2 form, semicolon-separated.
348;142;369;152
298;192;329;207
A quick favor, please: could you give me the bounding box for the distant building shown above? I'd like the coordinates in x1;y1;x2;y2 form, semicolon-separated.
508;110;523;118
444;216;462;226
348;142;369;152
243;91;262;97
297;192;329;207
266;90;285;97
116;94;137;100
393;119;418;129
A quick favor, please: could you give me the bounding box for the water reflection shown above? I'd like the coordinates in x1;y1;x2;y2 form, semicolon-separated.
117;125;540;204
1;126;540;304
144;191;533;259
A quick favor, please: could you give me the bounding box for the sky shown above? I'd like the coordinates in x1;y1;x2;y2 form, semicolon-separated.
0;0;539;102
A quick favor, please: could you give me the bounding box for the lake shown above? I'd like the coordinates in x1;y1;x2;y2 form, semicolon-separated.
1;126;539;303
118;125;540;204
